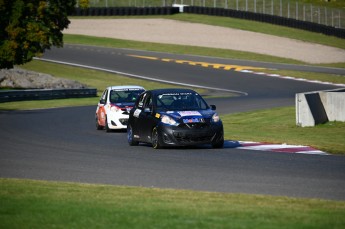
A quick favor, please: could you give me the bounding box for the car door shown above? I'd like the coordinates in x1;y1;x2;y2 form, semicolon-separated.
96;89;108;126
129;92;147;140
130;92;158;143
138;93;157;142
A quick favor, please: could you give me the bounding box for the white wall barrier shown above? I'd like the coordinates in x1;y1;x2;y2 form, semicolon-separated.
296;88;345;127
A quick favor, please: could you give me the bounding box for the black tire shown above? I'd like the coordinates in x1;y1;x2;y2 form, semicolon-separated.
212;135;224;149
105;116;111;132
95;115;103;130
127;124;139;146
151;127;162;149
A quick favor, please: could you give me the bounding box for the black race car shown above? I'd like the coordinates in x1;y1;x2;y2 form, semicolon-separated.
127;88;224;149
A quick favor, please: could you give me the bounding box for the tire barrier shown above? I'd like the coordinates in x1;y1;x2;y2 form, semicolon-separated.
72;7;180;16
183;6;345;39
0;88;97;103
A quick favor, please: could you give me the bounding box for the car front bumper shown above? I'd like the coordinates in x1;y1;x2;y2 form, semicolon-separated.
107;112;129;129
157;122;223;146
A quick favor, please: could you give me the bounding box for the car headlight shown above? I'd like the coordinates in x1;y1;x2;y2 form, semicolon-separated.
110;105;121;112
161;115;177;125
212;113;220;122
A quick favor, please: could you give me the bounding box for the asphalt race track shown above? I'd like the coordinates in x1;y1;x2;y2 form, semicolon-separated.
1;44;345;200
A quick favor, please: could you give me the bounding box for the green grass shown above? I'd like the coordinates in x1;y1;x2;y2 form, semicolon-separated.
1;178;345;229
223;107;345;154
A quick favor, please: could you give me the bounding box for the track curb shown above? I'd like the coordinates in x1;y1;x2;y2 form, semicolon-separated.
225;140;329;155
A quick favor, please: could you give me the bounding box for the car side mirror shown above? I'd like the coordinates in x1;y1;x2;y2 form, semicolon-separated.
99;99;106;105
210;105;216;110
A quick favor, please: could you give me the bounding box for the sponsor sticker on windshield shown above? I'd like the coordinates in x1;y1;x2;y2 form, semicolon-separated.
178;111;202;117
112;88;143;92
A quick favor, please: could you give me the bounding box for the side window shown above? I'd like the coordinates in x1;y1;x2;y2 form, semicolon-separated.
143;94;152;109
100;89;108;104
137;93;147;108
196;95;208;109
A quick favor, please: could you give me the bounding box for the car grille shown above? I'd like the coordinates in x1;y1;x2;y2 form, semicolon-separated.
179;123;208;129
173;132;214;143
173;128;213;143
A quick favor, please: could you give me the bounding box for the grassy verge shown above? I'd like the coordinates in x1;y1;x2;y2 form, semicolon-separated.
1;178;344;229
223;107;345;154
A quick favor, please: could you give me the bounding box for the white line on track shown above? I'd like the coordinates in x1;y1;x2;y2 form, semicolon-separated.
35;57;248;96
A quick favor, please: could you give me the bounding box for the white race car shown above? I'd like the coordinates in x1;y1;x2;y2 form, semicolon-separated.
95;85;145;131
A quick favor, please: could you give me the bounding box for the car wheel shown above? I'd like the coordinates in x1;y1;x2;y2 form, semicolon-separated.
127;124;139;146
105;116;111;132
212;135;224;149
151;127;162;149
95;115;103;130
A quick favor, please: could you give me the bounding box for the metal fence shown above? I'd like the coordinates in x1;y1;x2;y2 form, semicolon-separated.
79;0;344;28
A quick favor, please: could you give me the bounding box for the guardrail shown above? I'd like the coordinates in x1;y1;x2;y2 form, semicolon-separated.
0;88;97;103
71;6;180;16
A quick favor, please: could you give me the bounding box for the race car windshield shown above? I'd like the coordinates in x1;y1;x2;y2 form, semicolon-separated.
110;89;144;103
156;92;209;111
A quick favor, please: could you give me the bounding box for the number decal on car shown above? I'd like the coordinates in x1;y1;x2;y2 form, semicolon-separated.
133;109;141;118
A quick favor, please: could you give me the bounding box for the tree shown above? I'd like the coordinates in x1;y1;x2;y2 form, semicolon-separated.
79;0;89;9
0;0;76;69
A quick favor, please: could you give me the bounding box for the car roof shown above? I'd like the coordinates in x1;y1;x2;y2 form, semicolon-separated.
108;85;145;90
148;88;197;95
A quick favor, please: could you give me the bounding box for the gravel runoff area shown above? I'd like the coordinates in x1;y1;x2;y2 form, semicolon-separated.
64;18;345;64
0;68;87;89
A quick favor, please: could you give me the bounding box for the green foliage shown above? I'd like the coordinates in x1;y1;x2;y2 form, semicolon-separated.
79;0;90;9
0;0;76;69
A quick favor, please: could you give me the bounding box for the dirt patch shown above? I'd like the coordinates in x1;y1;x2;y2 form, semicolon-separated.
64;18;345;64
